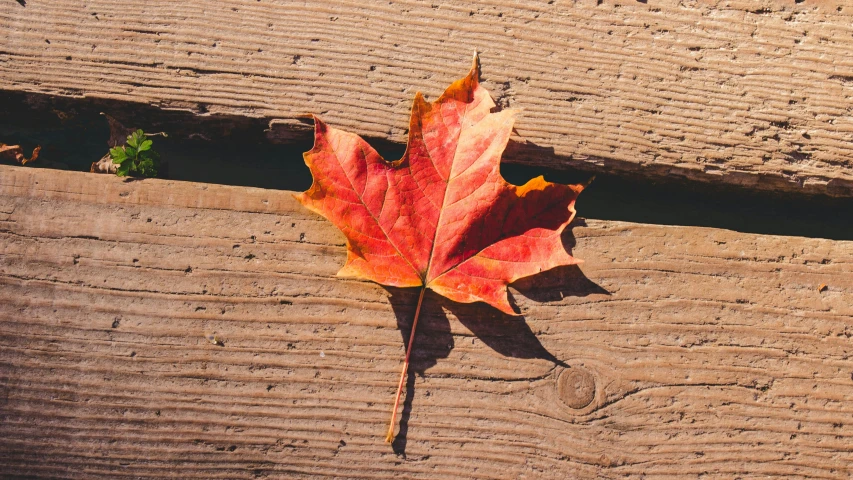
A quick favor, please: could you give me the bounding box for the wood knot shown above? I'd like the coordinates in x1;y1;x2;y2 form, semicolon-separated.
557;366;596;409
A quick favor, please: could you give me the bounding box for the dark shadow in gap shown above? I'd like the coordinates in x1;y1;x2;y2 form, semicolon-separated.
3;89;853;240
501;162;853;241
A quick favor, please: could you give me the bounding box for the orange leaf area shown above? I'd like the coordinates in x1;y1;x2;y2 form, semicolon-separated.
296;56;585;314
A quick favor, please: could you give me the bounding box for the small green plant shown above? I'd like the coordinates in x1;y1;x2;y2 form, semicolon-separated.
110;130;159;177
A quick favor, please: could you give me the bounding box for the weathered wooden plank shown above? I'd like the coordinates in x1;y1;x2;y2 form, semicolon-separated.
0;164;852;478
2;1;853;196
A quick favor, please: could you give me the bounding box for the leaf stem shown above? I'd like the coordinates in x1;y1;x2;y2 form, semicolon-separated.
385;286;426;443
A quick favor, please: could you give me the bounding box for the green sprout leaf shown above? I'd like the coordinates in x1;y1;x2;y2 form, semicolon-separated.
116;162;131;177
109;146;127;164
105;129;159;178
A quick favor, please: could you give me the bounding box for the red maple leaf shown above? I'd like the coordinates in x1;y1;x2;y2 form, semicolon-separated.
295;55;586;442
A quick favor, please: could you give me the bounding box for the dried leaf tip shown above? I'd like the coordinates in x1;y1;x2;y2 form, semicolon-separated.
0;143;41;165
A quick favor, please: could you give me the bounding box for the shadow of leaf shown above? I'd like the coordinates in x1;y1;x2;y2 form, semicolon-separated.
385;287;453;458
512;264;610;303
382;220;608;454
436;296;567;367
386;288;454;375
390;371;415;457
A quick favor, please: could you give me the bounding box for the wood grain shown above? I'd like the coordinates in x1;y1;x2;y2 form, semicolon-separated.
1;164;852;478
2;1;853;196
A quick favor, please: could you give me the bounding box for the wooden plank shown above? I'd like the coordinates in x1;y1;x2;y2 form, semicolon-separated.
1;164;852;478
2;1;853;196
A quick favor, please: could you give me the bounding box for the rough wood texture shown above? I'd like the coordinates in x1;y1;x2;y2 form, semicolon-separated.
3;1;853;196
1;165;852;478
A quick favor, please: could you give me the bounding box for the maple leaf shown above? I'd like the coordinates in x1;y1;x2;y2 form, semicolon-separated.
296;58;585;314
295;55;586;442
